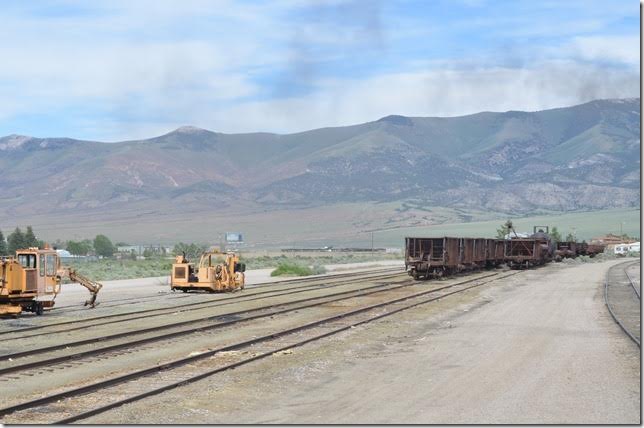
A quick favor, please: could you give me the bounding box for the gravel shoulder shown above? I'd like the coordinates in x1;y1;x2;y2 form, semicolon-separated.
85;259;640;424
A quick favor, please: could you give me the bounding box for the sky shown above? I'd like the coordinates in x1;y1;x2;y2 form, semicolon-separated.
0;0;639;141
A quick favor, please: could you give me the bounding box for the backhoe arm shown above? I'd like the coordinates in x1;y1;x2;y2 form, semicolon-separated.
59;268;103;308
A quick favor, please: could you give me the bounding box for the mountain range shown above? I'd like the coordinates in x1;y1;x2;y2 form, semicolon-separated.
0;98;639;244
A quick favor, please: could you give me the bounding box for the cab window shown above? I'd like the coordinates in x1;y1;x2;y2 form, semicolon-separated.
40;255;45;276
17;254;36;269
46;255;56;276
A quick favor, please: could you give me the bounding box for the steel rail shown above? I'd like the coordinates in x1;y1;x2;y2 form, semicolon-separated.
0;271;518;422
50;266;402;313
624;266;640;300
0;275;421;374
604;262;640;347
2;271;404;341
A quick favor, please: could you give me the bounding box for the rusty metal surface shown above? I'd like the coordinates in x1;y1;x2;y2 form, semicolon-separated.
461;238;474;266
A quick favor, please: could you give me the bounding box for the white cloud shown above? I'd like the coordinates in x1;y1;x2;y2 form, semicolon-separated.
190;61;639;136
570;36;640;66
0;1;638;140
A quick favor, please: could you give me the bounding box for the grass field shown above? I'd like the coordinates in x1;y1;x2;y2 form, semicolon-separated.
10;202;640;251
368;207;640;248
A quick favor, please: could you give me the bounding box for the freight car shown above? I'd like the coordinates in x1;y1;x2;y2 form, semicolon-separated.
404;237;492;280
504;226;555;269
555;241;577;261
485;238;504;268
405;237;459;279
577;242;606;257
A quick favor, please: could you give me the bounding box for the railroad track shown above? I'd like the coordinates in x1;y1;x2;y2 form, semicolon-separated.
0;269;404;340
604;261;640;347
0;270;520;424
45;266;402;314
0;274;415;374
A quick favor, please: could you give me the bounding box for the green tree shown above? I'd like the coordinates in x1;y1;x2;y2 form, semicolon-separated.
129;249;138;260
496;220;514;239
7;227;27;253
143;248;153;258
24;226;39;248
93;234;115;258
173;242;207;260
67;240;93;256
564;233;576;242
550;226;562;243
0;229;7;256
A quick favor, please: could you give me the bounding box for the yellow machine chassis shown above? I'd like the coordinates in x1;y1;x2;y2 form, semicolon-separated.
170;250;245;293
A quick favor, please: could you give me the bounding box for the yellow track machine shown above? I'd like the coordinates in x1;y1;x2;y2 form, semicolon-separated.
171;249;246;292
0;246;102;316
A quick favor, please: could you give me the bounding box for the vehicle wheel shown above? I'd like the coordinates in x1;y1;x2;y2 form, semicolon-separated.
35;302;44;316
182;289;188;293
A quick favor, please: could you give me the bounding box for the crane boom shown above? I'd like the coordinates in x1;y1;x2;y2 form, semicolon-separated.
60;268;103;308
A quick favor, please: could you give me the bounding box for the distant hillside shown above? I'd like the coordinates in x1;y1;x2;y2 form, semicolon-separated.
0;98;639;242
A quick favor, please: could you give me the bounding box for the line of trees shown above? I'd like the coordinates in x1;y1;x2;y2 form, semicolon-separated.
0;226;116;258
0;226;42;256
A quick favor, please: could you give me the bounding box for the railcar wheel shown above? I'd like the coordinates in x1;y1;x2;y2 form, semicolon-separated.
35;302;44;316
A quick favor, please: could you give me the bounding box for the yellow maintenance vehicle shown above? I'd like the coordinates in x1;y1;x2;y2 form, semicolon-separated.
0;246;102;316
171;249;246;292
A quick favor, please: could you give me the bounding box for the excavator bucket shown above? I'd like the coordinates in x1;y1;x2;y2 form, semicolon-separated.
84;292;100;308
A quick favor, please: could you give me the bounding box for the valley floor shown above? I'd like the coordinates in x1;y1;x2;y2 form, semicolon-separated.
77;259;640;424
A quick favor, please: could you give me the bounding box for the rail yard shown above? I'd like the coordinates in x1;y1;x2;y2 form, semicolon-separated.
0;243;640;424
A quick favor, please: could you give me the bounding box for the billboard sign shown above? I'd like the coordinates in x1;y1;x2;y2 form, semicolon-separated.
225;232;243;243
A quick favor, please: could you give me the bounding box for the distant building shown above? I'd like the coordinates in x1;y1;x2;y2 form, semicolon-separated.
504;232;530;239
116;245;172;256
591;234;637;245
56;249;72;258
614;242;640;255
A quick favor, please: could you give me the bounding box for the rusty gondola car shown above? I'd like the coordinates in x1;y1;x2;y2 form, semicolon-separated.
485;238;504;268
555;241;577;261
405;237;462;279
577;242;606;257
504;227;554;269
405;237;491;280
473;238;487;268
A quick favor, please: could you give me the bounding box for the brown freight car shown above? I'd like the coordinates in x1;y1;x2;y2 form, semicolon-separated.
504;237;553;269
473;238;487;268
577;242;605;257
485;239;504;268
405;237;462;279
555;241;577;261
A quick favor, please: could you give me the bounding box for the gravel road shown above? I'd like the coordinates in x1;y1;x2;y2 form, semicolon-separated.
84;259;639;424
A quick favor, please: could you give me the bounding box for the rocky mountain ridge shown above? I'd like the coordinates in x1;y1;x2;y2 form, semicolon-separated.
0;98;639;221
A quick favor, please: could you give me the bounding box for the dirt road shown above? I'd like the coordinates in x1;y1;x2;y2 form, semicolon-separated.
83;259;640;424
